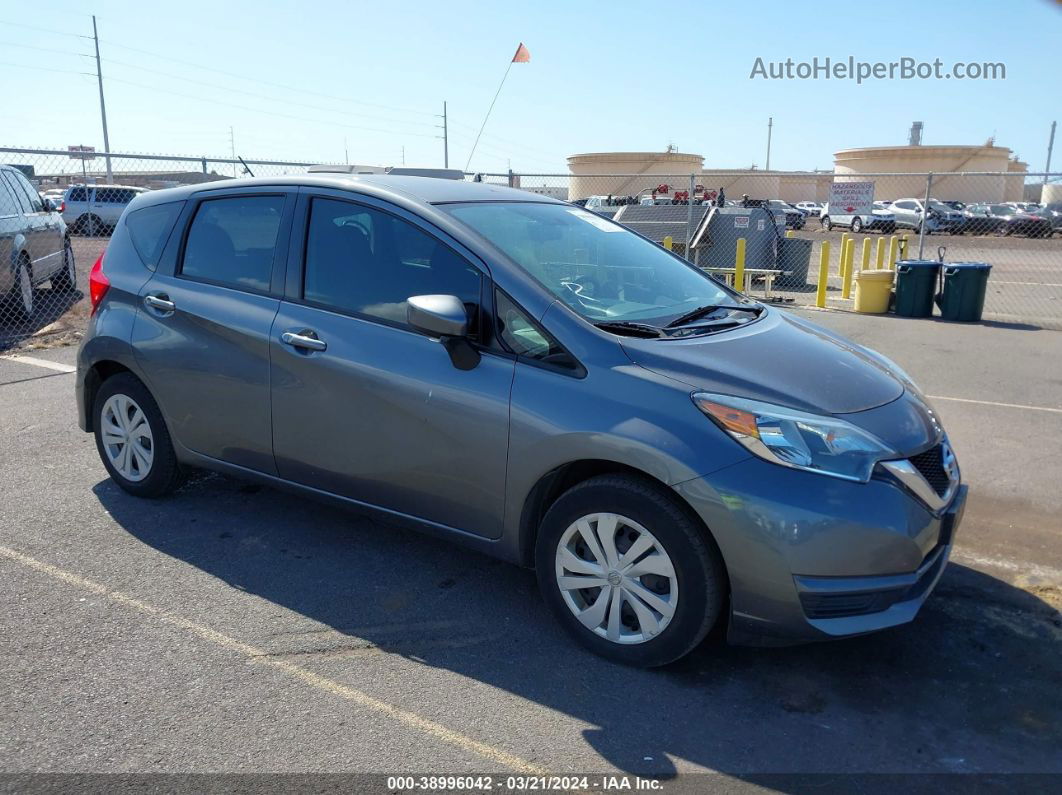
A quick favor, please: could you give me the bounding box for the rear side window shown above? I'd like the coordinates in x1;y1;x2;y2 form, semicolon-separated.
67;186;88;202
0;179;20;217
2;173;31;214
181;195;284;292
126;201;184;269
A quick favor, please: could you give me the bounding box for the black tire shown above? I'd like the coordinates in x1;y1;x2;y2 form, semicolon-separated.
51;239;76;292
93;373;183;498
851;217;863;233
8;254;34;320
820;216;831;231
75;214;103;236
535;474;726;667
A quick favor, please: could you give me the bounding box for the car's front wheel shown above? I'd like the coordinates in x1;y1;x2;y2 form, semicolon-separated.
93;373;183;498
535;475;726;667
820;216;831;231
851;217;863;233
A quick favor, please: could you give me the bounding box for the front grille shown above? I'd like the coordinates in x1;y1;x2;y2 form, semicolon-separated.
909;445;950;497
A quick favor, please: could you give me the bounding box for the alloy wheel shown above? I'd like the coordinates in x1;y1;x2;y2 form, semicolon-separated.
17;260;33;316
554;512;678;644
100;394;155;482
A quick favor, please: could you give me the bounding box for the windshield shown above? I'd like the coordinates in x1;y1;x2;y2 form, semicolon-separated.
989;205;1011;215
442;202;738;325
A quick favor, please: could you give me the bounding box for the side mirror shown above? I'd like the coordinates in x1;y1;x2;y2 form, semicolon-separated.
42;198;55;212
407;294;480;370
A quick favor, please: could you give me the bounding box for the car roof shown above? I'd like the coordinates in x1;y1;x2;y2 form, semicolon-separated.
130;174;563;211
65;184;146;191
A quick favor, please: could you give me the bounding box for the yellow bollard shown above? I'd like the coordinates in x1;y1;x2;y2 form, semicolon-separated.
875;237;886;270
861;237;872;273
734;238;746;293
816;241;830;308
785;229;794;238
663;235;673;251
888;236;899;268
839;233;850;276
900;233;909;260
841;238;855;299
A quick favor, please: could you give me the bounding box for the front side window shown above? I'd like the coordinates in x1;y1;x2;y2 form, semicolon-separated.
181;195;284;292
10;171;43;212
443;202;735;326
303;197;482;330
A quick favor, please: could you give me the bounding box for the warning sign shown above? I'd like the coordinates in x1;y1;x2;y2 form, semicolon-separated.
828;181;874;216
734;216;750;228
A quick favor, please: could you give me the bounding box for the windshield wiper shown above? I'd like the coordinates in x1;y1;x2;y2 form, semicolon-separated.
665;303;762;328
593;321;664;338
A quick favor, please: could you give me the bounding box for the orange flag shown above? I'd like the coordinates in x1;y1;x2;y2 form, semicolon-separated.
512;42;530;63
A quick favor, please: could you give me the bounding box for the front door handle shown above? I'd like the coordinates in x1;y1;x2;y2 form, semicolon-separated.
144;294;176;313
281;331;327;352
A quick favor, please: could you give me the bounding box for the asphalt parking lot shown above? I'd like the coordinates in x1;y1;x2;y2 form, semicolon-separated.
1;310;1060;783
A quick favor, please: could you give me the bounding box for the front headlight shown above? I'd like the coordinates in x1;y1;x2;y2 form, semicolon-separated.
692;393;893;482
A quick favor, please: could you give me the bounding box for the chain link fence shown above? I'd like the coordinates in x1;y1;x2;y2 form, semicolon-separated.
2;147;1060;351
492;170;1062;329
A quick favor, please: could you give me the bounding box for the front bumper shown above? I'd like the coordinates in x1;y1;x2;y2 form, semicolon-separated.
672;456;966;646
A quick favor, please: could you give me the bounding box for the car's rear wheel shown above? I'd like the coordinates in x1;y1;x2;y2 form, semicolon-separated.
93;373;183;498
851;217;863;233
535;475;726;667
75;214;104;236
51;239;76;292
8;255;34;320
820;216;831;231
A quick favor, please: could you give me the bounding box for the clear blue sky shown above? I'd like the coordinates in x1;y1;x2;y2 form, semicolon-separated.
2;0;1059;174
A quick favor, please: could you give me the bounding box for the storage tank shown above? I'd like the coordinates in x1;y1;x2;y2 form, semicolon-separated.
834;145;1021;203
567;152;704;200
1042;182;1062;206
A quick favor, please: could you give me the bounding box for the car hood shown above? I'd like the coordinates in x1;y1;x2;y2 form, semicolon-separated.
620;309;905;414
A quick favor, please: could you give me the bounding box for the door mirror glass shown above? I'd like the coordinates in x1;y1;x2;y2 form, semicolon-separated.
42;198;55;212
407;294;469;338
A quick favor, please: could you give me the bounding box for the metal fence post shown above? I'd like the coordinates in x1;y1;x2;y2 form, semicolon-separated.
917;172;933;259
201;157;208;174
685;173;695;260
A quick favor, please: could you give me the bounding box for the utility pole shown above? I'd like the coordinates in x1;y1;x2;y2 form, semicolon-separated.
402;146;406;166
91;16;113;182
765;117;773;172
438;101;449;168
1045;121;1056;185
344;137;349;165
229;127;236;177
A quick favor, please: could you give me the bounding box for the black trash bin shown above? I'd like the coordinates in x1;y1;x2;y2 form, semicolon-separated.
936;262;992;322
894;260;940;318
776;237;813;290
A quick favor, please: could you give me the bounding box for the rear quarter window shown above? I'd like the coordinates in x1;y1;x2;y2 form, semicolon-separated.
125;201;185;270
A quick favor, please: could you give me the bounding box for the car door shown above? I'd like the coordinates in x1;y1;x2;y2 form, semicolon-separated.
269;190;515;538
3;171;60;278
0;176;20;296
131;188;295;474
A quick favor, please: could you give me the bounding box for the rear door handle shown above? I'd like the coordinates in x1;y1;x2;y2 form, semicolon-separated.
281;331;327;352
144;294;176;313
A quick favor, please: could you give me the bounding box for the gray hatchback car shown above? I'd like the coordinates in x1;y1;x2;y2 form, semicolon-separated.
76;175;966;666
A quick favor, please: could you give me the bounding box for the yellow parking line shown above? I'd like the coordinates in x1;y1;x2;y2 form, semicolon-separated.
0;544;548;775
927;395;1062;414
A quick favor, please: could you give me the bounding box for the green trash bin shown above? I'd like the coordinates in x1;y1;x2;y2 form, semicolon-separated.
936;262;992;322
776;237;813;290
894;260;940;318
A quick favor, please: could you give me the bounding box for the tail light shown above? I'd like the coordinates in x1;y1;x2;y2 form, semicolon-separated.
88;253;110;314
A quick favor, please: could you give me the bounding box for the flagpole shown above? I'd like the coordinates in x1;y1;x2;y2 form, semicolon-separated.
464;59;516;172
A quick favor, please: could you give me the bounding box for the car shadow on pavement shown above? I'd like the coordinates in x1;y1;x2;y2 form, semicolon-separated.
0;288;83;352
94;472;1062;777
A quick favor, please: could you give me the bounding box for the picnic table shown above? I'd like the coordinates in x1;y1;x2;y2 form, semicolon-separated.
702;267;789;298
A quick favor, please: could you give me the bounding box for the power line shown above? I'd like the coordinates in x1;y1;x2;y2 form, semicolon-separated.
102;74;444;139
0;18;86;39
97;56;444;133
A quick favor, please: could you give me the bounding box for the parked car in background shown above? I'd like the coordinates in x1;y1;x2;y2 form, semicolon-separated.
42;189;66;209
889;198;965;234
765;200;805;229
819;202;896;233
0;164;75;320
62;184;147;235
1002;201;1041;213
964;203;1053;237
1030;203;1062;236
76;174;965;667
795;201;822;217
940;200;966;212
